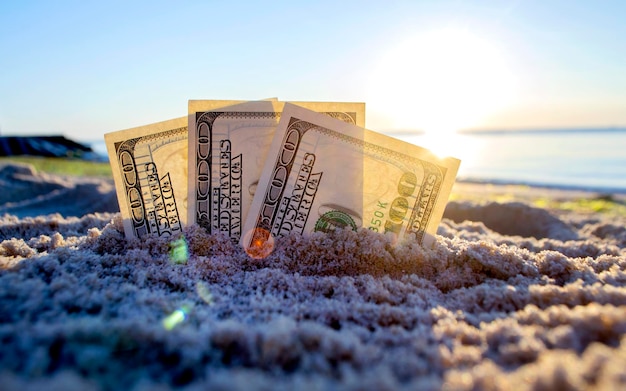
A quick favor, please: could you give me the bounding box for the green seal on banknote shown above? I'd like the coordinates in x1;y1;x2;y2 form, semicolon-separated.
314;210;357;233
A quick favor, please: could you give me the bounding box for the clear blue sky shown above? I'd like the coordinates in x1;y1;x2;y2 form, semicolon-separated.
1;0;625;141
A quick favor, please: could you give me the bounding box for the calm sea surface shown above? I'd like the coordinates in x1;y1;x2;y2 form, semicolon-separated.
90;128;626;193
395;128;626;193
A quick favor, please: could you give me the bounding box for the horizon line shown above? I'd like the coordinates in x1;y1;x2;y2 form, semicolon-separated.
382;125;626;136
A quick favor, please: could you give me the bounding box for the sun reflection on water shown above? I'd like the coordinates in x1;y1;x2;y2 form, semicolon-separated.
396;131;485;179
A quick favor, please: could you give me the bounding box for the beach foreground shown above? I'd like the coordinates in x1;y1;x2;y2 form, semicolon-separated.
1;162;625;390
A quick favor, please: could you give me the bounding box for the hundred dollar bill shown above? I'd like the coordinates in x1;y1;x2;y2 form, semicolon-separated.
242;103;460;257
105;100;246;239
187;100;365;243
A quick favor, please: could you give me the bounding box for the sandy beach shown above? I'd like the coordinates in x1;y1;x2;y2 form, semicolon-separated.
1;161;625;390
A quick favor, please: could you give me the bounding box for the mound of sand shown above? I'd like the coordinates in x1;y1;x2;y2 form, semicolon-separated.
0;162;118;218
0;166;625;390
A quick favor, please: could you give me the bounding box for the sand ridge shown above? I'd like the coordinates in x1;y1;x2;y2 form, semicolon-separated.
1;195;625;390
0;162;118;218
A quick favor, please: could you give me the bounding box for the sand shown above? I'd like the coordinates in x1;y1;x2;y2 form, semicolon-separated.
1;162;625;390
0;162;118;218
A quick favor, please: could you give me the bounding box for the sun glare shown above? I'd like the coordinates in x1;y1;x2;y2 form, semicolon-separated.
367;28;517;136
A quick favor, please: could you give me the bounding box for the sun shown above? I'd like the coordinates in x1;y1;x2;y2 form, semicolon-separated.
367;28;517;135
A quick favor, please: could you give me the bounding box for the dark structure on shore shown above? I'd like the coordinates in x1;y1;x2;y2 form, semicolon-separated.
0;136;93;158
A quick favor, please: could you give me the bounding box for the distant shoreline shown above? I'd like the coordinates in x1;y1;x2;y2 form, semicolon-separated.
457;126;626;136
455;177;626;196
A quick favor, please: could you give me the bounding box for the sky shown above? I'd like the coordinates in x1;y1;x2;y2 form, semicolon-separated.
1;0;626;142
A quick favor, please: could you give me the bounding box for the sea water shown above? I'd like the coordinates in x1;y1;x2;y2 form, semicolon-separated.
90;128;626;193
396;128;626;193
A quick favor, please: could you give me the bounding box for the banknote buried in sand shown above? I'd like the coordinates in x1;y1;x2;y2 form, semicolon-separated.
104;99;460;257
187;100;365;244
105;99;364;241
